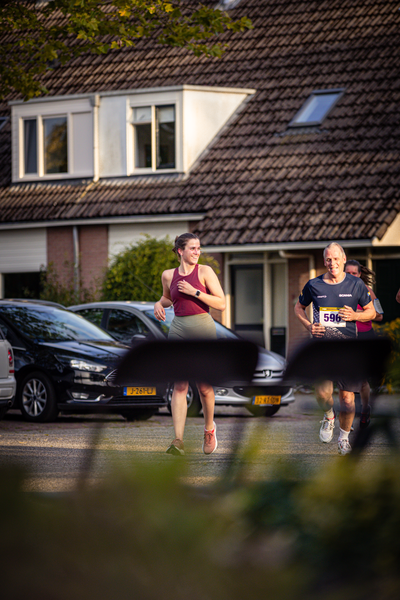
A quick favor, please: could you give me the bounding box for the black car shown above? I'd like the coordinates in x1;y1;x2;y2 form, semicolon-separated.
0;300;166;422
69;301;295;417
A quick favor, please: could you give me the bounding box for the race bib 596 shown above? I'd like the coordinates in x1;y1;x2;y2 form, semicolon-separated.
319;307;346;328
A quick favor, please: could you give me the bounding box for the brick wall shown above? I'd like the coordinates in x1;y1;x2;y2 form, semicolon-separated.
47;225;108;299
47;226;74;287
287;251;326;356
79;225;108;296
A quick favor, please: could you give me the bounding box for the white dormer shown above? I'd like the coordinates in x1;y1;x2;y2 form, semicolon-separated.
10;85;255;182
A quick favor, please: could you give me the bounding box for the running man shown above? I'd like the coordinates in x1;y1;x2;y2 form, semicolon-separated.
294;242;376;455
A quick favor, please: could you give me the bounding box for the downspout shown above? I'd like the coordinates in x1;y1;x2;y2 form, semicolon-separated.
91;94;100;182
73;225;79;297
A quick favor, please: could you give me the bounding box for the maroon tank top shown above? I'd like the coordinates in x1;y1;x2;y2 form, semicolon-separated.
170;264;209;316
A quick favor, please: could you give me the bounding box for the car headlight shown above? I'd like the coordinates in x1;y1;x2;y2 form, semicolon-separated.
69;359;107;373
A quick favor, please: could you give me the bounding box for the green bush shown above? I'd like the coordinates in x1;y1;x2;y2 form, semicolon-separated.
102;235;220;301
374;318;400;391
40;260;98;307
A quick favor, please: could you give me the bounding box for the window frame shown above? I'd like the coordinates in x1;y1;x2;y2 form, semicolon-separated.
19;112;72;180
129;101;177;175
288;88;345;128
12;97;93;182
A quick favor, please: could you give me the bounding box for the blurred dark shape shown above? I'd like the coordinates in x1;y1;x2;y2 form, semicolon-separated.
114;339;259;386
284;337;392;387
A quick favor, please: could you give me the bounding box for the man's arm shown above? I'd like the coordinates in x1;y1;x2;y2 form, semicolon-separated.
339;301;376;323
396;288;400;304
294;300;325;338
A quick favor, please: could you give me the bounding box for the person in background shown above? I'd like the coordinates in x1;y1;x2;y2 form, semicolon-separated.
344;260;383;428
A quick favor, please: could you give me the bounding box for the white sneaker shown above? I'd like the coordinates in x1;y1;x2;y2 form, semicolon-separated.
338;439;352;455
319;413;335;443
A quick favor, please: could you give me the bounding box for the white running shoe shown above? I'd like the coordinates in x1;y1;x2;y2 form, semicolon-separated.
319;413;335;443
338;439;352;455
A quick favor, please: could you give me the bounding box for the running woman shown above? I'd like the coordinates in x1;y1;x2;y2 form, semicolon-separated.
154;233;226;456
344;260;383;428
294;242;376;455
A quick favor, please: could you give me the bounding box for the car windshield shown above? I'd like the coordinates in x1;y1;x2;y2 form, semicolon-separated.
143;308;238;340
0;306;115;343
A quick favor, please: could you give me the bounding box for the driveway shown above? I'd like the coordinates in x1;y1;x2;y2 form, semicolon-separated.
1;392;399;492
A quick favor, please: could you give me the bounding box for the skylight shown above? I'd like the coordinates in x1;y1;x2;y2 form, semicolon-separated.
216;0;242;10
289;89;344;127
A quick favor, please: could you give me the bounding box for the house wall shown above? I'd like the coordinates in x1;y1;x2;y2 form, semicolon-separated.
287;258;310;356
47;225;108;298
0;228;46;273
108;222;188;258
287;251;336;356
47;226;74;287
79;225;108;294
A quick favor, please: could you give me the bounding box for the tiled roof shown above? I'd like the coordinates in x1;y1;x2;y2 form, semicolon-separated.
1;0;400;246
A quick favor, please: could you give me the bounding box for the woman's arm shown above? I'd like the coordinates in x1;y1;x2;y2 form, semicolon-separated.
177;265;226;311
154;270;173;321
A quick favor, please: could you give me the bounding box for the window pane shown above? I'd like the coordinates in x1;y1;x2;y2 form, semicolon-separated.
233;267;263;325
294;93;339;124
107;309;151;343
75;308;104;328
24;119;37;174
133;106;151;122
44;116;68;174
156;105;175;169
135;123;152;168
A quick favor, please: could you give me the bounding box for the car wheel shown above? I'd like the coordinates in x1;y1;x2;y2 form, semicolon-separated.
246;404;281;417
18;371;59;422
166;382;202;417
120;409;156;421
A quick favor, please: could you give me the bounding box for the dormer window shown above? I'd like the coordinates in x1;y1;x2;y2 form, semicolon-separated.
289;89;344;127
132;104;176;171
12;85;254;181
11;97;93;181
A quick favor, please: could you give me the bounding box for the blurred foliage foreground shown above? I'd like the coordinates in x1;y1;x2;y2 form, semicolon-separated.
375;318;400;392
3;452;400;600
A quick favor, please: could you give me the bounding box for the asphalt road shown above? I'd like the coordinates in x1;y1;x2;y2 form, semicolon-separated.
1;392;400;493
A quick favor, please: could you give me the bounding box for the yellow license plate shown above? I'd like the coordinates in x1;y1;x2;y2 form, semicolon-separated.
124;387;156;396
253;395;281;406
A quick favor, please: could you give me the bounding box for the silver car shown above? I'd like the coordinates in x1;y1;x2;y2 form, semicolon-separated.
68;301;295;417
0;326;16;418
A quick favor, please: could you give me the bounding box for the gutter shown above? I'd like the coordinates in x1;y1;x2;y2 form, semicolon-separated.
0;213;205;231
202;240;373;253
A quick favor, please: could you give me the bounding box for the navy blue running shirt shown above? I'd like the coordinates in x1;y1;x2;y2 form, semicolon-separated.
299;273;371;339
